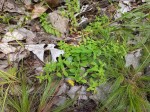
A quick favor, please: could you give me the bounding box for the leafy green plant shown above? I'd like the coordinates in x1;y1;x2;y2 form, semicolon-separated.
84;16;112;39
60;0;80;30
44;37;126;91
95;3;150;111
40;13;61;37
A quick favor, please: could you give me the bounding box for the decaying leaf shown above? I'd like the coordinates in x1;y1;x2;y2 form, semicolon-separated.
0;43;16;54
3;0;25;14
25;44;45;62
78;86;88;100
89;83;111;102
47;11;69;35
125;49;142;69
0;53;5;59
0;0;5;11
25;44;64;62
0;60;9;71
45;44;64;62
23;0;32;5
2;28;36;43
78;16;88;28
67;86;88;100
31;3;48;19
9;47;29;62
115;1;132;19
67;86;81;99
54;96;66;106
57;83;68;96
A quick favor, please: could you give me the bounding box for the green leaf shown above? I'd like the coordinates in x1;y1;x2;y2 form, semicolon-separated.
57;72;62;77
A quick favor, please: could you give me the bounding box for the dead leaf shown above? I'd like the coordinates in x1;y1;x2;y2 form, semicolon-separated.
67;86;81;99
78;16;88;28
89;83;111;102
9;47;29;62
114;1;132;19
31;3;48;19
54;96;66;106
0;43;16;54
45;44;64;62
0;60;8;71
0;0;5;11
25;44;45;62
75;5;93;17
23;0;32;5
3;0;25;14
25;44;64;62
0;53;5;59
56;83;68;96
78;86;88;100
125;49;142;68
2;28;36;43
47;11;69;35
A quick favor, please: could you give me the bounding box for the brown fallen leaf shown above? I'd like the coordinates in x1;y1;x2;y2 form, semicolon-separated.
2;28;36;43
0;60;8;71
125;49;142;69
0;43;16;54
0;0;5;11
31;3;48;19
3;0;25;14
45;0;60;8
47;11;69;35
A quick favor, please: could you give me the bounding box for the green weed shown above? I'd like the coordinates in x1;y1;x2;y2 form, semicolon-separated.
96;3;150;112
84;16;111;39
59;0;80;32
0;67;73;112
43;37;126;92
99;58;150;112
0;68;19;112
0;14;12;24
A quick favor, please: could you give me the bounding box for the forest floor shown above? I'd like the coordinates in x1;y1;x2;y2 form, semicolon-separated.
0;0;150;112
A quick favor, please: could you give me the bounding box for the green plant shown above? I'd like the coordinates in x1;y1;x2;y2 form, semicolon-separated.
60;0;80;30
84;16;112;39
0;68;19;112
37;79;60;112
0;14;13;24
1;67;67;112
96;3;150;111
40;13;61;37
44;37;126;92
99;57;150;112
6;68;30;112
